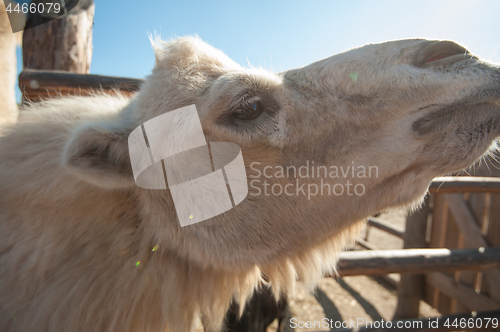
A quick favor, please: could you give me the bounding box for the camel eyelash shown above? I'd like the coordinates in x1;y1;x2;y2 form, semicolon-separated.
213;91;280;128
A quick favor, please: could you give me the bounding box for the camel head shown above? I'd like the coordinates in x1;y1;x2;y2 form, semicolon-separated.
64;37;500;273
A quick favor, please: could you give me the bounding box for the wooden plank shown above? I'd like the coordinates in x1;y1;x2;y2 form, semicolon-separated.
427;272;500;312
429;194;450;249
355;238;377;250
445;194;488;248
18;69;143;101
455;193;487;313
23;0;95;74
425;194;449;309
430;177;500;194
395;196;429;319
438;201;462;315
483;193;500;302
445;193;500;302
334;247;500;277
367;217;404;239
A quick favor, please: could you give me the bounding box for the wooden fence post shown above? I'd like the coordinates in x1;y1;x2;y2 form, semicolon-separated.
22;0;95;74
395;195;430;319
0;0;25;123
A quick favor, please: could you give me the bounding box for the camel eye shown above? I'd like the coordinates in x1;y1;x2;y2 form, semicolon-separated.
233;102;264;120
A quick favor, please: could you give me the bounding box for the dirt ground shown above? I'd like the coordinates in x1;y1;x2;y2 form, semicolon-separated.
267;209;441;332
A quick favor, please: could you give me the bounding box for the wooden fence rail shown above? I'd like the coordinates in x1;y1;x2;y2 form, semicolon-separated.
430;176;500;194
19;69;142;101
367;217;404;239
335;247;500;277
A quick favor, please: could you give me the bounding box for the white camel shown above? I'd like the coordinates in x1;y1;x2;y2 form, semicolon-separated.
0;36;499;332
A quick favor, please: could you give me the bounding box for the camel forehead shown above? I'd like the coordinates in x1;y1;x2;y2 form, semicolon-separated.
318;39;434;75
359;38;429;53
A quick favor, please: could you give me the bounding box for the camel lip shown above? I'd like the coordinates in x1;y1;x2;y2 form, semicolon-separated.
416;90;500;115
471;90;500;105
443;89;500;112
412;92;500;135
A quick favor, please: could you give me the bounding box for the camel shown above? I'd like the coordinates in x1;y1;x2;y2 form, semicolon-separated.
0;36;499;332
0;0;25;125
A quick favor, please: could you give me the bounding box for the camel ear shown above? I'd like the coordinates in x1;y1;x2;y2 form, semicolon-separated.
151;36;241;74
62;120;135;189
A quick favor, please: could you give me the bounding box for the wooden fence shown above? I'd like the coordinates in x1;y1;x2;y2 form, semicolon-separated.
358;175;500;320
425;188;500;315
358;176;500;319
19;69;141;101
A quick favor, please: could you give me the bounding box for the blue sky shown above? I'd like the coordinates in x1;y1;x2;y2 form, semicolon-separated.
15;0;500;100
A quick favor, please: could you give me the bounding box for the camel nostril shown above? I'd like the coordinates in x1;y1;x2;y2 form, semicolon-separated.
415;40;471;67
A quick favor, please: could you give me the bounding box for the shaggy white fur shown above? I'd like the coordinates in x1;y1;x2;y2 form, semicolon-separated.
0;37;499;332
